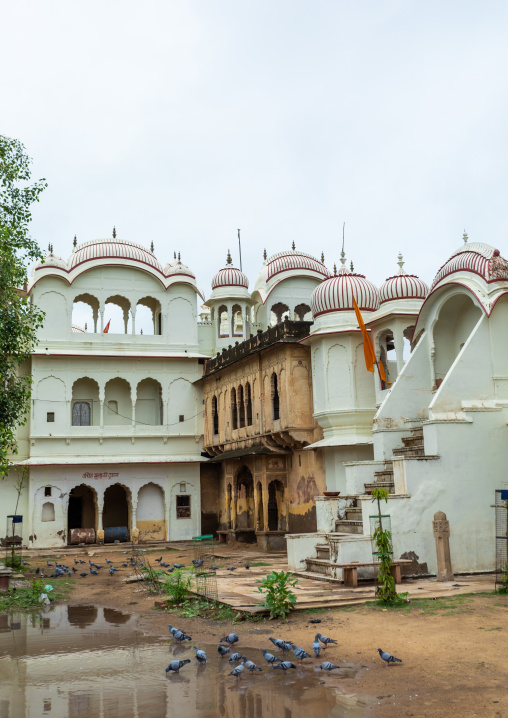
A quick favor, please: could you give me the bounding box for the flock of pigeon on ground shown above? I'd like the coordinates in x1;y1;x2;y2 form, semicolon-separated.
166;626;402;678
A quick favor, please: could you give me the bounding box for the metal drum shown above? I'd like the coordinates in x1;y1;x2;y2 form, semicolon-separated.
68;528;96;545
104;526;129;543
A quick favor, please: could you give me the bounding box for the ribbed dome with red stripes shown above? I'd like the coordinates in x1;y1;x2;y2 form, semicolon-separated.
311;257;379;317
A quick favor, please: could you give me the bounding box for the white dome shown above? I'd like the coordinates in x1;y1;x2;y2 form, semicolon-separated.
310;255;379;317
266;248;330;281
163;257;196;280
430;235;508;291
34;245;67;271
379;254;428;304
211;252;249;290
68;237;164;273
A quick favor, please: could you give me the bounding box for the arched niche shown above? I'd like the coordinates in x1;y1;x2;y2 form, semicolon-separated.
137;483;166;541
236;466;254;529
231;304;243;337
68;484;97;532
267;480;285;531
104;378;132;426
218;304;229;337
103;484;131;535
433;293;482;384
136;378;162;425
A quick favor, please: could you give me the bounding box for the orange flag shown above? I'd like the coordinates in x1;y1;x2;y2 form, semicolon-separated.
103;320;111;334
352;295;390;384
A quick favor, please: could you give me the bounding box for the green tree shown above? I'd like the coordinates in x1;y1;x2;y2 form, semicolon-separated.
0;136;46;477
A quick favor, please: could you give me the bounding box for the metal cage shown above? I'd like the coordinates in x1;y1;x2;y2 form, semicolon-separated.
494;490;508;592
194;571;218;602
192;534;215;569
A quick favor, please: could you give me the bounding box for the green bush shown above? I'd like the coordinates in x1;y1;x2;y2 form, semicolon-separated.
163;568;192;605
256;570;298;619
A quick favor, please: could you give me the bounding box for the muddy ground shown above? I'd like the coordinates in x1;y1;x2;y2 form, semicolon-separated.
18;542;508;718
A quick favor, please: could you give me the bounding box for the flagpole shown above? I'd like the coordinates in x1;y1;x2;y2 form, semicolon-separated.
238;229;242;271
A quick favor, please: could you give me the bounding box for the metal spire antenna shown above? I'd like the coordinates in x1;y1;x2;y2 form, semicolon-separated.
342;221;345;254
238;229;242;271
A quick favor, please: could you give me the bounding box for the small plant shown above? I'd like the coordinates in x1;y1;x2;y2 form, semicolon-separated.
256;570;298;619
4;554;23;570
497;562;508;594
371;487;407;605
163;568;192;605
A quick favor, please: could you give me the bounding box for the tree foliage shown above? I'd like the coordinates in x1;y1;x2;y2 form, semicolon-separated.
0;135;46;477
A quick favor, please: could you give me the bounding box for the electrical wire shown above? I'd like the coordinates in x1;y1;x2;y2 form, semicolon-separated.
32;397;204;428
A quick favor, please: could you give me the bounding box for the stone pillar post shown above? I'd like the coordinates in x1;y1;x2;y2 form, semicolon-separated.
253;482;260;531
131;309;136;335
131;499;139;544
231;485;238;530
100;307;105;333
394;329;405;375
262;477;269;532
433;510;454;581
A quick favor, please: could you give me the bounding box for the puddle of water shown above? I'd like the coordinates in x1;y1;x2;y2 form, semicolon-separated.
0;605;371;718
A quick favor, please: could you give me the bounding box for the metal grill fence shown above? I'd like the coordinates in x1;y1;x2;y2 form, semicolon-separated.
495;489;508;592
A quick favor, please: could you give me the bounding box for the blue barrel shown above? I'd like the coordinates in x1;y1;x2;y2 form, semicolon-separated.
104;526;128;543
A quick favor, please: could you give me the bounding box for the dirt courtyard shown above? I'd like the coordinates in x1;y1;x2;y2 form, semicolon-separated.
19;542;508;718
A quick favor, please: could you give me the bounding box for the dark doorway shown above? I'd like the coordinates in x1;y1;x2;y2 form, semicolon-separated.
268;481;279;530
103;484;129;529
68;485;96;531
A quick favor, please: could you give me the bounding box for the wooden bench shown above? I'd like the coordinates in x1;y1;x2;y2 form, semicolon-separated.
331;559;414;588
216;530;229;544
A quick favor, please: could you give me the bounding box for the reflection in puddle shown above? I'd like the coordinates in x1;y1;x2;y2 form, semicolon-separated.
0;605;371;717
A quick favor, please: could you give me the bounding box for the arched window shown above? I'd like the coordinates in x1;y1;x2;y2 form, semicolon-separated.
238;385;245;428
212;395;219;435
271;373;280;421
294;303;312;321
41;502;55;522
270;302;290;326
218;305;229;337
231;387;238;430
246;382;252;426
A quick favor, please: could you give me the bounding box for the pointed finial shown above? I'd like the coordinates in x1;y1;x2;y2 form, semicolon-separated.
340;249;346;267
150;241;154;253
113;226;116;239
84;322;87;331
463;229;468;244
73;235;77;249
48;243;51;253
291;241;295;250
174;251;177;259
397;252;405;273
350;261;354;272
178;251;181;261
263;248;267;260
140;328;143;335
321;252;324;263
333;263;337;275
226;249;232;265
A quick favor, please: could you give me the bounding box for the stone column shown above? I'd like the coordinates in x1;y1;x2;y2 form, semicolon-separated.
393;329;405;375
231;484;238;530
433;510;454;581
253;482;260;531
262;476;269;532
131;309;136;335
99;307;105;333
131;498;139;544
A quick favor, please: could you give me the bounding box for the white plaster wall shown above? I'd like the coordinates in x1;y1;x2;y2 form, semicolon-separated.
0;470;30;548
258;276;320;328
315;497;341;532
286;532;326;571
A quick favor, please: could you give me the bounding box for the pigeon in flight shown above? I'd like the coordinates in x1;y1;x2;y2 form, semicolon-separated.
273;661;297;671
377;648;402;667
269;637;293;653
315;633;337;648
217;644;230;657
245;660;262;672
262;649;282;666
293;646;311;663
320;661;340;675
228;653;247;663
220;632;239;645
194;647;207;663
168;625;191;642
165;659;191;674
229;661;244;679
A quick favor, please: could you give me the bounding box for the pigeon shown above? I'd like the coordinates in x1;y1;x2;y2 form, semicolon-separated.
293;646;311;663
74;559;79;565
312;639;321;657
67;571;72;577
105;558;112;564
80;572;88;578
35;567;40;575
210;565;219;570
109;567;115;575
220;632;239;646
217;644;230;657
194;558;203;568
122;562;129;567
168;625;192;642
47;561;53;567
155;557;162;562
262;649;282;666
273;661;297;671
194;647;207;663
166;568;175;574
50;572;58;578
228;653;247;663
245;563;250;569
315;633;337;648
165;659;191;674
245;660;262;672
173;563;183;569
377;648;402;667
227;566;237;571
160;562;170;568
80;560;86;564
320;661;340;675
22;560;29;566
90;568;98;576
229;661;244;679
269;637;293;653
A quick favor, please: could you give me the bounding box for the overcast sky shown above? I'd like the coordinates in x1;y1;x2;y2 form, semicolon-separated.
3;0;508;299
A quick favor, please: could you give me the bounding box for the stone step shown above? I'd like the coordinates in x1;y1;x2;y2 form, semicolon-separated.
402;435;424;447
305;557;334;576
334;519;364;534
316;543;330;560
364;481;395;494
345;507;362;520
373;470;394;481
392;445;425;457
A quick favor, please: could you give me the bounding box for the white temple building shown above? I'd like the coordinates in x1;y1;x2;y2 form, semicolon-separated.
3;230;508;580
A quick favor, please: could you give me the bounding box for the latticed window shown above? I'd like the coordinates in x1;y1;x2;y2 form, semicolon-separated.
272;373;280;421
72;401;91;426
212;396;219;435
